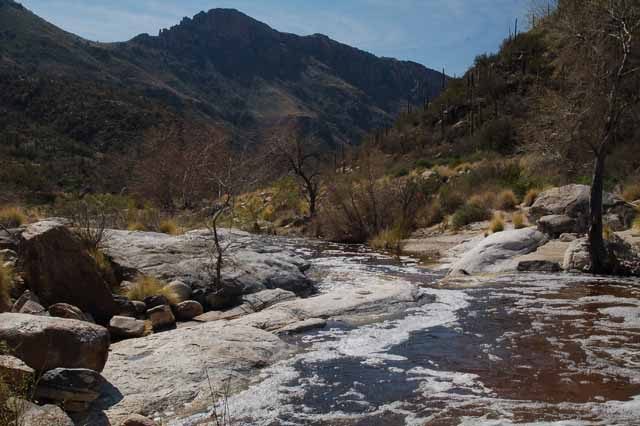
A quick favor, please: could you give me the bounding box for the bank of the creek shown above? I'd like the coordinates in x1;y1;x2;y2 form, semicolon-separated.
167;237;640;426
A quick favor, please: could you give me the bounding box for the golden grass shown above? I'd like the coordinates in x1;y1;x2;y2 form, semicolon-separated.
496;190;518;210
622;183;640;202
433;165;456;179
0;257;14;312
369;228;403;253
512;212;527;229
469;191;497;210
0;207;27;228
124;275;179;305
523;188;541;207
489;213;505;233
127;222;147;232
159;219;179;235
634;216;640;232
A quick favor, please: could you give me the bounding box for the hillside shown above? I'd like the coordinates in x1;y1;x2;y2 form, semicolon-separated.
0;0;444;198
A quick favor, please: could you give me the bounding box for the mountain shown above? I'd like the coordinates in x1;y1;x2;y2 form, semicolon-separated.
0;0;445;195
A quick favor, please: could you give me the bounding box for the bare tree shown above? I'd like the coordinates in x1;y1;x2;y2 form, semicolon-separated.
556;0;640;274
269;135;324;218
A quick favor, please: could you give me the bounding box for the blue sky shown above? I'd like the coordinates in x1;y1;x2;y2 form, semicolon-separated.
20;0;530;75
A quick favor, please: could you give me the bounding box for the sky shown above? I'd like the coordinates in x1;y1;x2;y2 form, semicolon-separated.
19;0;531;76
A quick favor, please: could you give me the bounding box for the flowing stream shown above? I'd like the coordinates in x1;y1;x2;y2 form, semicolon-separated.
177;238;640;426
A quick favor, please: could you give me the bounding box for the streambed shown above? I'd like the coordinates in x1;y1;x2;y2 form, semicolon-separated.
174;239;640;426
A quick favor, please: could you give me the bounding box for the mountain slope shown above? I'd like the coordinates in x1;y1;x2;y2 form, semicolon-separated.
0;0;445;196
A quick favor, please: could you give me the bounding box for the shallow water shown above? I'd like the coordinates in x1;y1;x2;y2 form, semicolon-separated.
175;238;640;426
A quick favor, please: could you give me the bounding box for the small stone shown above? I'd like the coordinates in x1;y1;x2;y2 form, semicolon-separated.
113;295;137;318
19;299;47;315
49;303;91;322
109;316;146;339
148;305;175;330
144;295;168;310
173;300;203;321
11;290;41;313
517;260;562;273
132;301;147;317
119;414;158;426
0;354;35;386
166;280;192;303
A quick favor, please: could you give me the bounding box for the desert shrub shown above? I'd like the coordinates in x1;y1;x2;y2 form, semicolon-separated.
622;183;640;202
438;188;465;214
159;219;179;235
0;207;27;228
369;228;403;253
124;275;178;304
451;202;491;229
489;213;505;233
434;165;456;179
634;216;640;231
523;188;541;207
512;212;526;229
496;190;518;210
319;174;423;243
469;191;497;210
474;118;517;154
0;257;13;313
417;199;444;227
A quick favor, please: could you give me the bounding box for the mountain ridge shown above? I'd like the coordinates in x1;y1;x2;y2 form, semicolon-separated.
0;1;446;195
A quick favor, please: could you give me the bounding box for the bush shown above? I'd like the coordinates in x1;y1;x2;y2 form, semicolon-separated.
489;213;505;233
124;275;179;304
418;199;444;227
512;212;526;229
369;228;403;253
127;222;147;232
0;257;13;312
496;190;518;210
634;216;640;232
451;203;491;229
439;188;465;214
622;184;640;202
469;191;497;210
523;188;540;207
475;118;517;154
159;219;179;235
0;207;27;228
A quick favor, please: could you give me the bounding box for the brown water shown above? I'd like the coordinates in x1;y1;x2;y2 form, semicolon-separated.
175;240;640;426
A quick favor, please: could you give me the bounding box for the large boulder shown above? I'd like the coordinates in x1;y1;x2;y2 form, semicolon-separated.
529;184;636;233
563;235;640;275
35;368;104;413
196;289;297;322
96;322;292;421
101;229;315;300
0;313;110;372
449;227;548;275
537;214;579;237
19;221;116;323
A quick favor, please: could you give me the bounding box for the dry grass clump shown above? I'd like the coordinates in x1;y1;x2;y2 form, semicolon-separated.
159;219;180;235
369;228;403;253
469;191;497;210
512;212;526;229
622;183;640;202
496;190;518;210
523;188;541;207
127;222;147;232
433;165;456;179
124;275;179;304
634;216;640;232
0;257;14;313
489;213;505;233
88;249;117;289
0;207;27;228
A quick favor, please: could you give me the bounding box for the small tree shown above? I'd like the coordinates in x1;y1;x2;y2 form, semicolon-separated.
269;135;324;218
556;0;640;274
